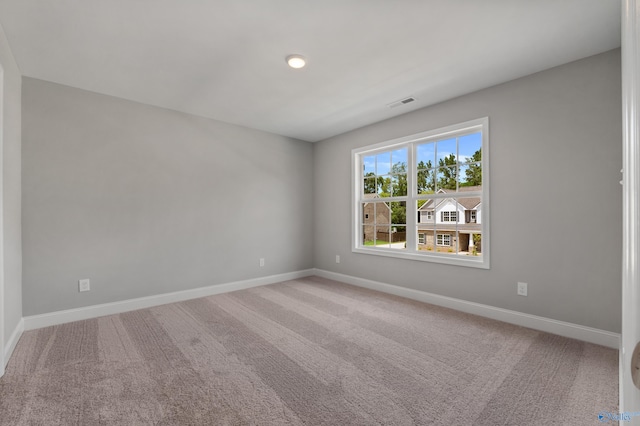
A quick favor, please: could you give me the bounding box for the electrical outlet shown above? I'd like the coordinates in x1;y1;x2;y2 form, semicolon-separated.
259;258;265;267
336;255;340;264
517;282;528;296
79;279;91;292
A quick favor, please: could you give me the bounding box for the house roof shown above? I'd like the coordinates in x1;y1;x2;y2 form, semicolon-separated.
362;193;392;211
418;186;482;211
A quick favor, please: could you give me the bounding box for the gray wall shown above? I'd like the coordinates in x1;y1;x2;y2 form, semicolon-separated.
314;49;622;333
0;24;22;347
22;78;313;316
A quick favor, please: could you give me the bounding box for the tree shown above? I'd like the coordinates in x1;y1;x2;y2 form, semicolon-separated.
390;201;406;224
390;162;407;196
437;154;457;190
417;160;434;194
363;172;377;193
378;176;391;197
463;148;482;187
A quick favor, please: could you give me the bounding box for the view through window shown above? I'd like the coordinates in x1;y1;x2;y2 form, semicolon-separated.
353;118;489;268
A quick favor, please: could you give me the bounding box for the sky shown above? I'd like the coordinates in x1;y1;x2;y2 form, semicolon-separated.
362;131;482;177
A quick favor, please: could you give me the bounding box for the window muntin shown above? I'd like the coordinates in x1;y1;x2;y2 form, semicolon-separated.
353;118;488;268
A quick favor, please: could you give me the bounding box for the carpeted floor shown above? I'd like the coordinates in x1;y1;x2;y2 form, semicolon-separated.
0;276;618;425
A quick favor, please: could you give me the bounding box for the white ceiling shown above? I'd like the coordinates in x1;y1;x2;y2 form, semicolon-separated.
0;1;621;142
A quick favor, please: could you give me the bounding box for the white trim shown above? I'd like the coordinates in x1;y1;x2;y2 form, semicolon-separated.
621;0;640;414
352;246;487;269
0;62;4;377
23;269;314;330
4;318;22;367
313;269;620;349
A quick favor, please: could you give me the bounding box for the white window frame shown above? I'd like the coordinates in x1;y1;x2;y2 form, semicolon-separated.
418;233;426;244
351;117;490;269
441;211;458;222
437;234;451;246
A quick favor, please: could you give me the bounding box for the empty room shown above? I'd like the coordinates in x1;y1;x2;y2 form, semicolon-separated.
1;1;639;425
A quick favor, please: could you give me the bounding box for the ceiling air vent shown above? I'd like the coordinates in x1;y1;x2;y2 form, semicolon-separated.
387;96;417;109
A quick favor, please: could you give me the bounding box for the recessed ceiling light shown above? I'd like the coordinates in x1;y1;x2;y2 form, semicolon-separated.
286;54;306;69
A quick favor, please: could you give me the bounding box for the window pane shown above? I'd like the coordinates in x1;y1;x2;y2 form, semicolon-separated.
455;196;482;257
390;226;406;250
376;202;390;224
456;197;481;224
363;155;376;175
390;201;406;224
459;162;482;188
377;177;391;197
469;232;482;257
362;202;374;224
375;226;391;246
436;166;457;191
417;229;435;252
391;175;407;197
376;152;391;175
362;225;375;245
417;200;434;224
392;148;408;172
416;143;435;170
459;133;482;163
437;138;457;166
417;169;435;194
363;177;376;194
437;198;459;223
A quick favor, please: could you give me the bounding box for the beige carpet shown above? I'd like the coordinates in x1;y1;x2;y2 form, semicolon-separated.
0;276;618;425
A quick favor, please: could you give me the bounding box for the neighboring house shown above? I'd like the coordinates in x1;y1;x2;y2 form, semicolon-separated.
362;194;391;243
417;186;482;254
362;194;406;244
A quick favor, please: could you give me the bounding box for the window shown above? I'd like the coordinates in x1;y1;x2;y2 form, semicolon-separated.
441;211;458;222
437;234;451;246
352;118;489;268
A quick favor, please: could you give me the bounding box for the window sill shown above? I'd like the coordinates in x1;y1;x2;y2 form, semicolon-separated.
352;246;490;269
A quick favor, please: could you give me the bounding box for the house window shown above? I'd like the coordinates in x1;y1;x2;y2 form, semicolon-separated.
441;211;458;222
352;117;489;268
437;234;450;246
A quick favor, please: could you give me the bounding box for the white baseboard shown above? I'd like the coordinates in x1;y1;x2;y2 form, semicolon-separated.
313;269;621;349
4;318;24;367
23;269;315;331
20;267;621;350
